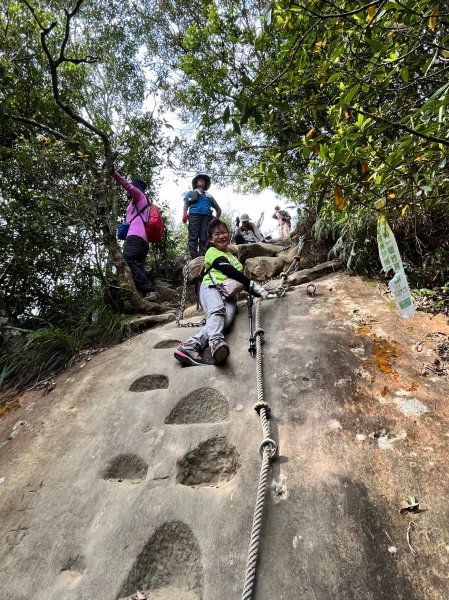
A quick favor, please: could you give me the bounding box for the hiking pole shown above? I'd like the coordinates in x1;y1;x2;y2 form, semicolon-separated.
247;293;256;357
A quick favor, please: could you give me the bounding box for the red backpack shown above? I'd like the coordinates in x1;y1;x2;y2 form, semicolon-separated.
144;202;164;244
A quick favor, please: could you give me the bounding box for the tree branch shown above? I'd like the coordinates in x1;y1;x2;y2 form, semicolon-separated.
257;20;322;93
10;115;69;142
349;106;449;147
10;115;98;172
20;0;112;158
292;0;384;19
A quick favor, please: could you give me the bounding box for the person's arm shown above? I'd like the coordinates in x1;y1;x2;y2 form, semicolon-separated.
112;171;145;205
183;192;190;223
272;211;278;220
251;221;264;241
210;257;269;298
211;198;222;218
210;256;251;289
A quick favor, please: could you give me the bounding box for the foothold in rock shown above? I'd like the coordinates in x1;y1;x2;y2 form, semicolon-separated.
117;520;203;599
176;436;240;487
165;388;230;424
129;374;169;392
153;339;181;349
101;453;148;482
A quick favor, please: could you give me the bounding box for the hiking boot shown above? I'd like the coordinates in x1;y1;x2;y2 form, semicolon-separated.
174;342;205;367
210;338;230;365
143;291;159;302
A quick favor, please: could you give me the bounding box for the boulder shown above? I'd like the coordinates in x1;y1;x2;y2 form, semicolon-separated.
265;237;292;247
155;285;180;304
227;244;238;256
183;305;205;319
278;243;300;267
237;242;283;263
244;256;284;281
187;256;205;283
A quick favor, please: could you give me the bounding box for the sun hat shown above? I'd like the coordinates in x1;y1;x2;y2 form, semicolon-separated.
192;174;211;190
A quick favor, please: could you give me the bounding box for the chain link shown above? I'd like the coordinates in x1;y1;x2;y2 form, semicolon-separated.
175;261;206;328
261;236;306;288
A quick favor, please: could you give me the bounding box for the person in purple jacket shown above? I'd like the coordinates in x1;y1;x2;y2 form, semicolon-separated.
111;170;158;302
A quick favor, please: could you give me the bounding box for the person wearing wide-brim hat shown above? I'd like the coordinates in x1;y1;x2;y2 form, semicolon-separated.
233;212;264;245
183;174;222;258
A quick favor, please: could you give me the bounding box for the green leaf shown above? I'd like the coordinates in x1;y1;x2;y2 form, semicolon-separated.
328;72;343;83
368;38;383;52
222;106;230;124
240;101;250;125
343;83;360;105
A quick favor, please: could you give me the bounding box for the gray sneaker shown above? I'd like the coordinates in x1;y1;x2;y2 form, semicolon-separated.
210;339;230;365
174;342;205;366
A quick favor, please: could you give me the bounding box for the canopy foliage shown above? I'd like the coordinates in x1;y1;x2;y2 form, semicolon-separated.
155;0;449;282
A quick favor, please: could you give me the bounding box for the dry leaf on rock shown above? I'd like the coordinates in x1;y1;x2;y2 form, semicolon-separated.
400;495;420;515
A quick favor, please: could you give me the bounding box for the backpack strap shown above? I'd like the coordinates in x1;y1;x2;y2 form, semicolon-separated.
131;199;151;227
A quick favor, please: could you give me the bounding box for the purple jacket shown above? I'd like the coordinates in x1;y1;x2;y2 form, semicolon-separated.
112;171;149;242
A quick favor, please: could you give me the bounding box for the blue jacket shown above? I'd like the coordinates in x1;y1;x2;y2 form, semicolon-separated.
183;189;221;216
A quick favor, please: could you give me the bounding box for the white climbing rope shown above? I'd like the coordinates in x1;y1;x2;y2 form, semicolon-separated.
241;299;277;600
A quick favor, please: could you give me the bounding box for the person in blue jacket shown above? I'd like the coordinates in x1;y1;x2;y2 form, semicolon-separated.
183;174;222;258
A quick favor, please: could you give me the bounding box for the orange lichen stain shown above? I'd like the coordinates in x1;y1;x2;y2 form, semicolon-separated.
381;385;389;397
357;326;372;335
405;382;418;392
372;338;399;380
0;399;20;418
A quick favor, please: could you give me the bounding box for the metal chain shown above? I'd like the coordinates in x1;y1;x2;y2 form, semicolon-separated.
261;236;306;287
175;261;206;328
241;299;277;600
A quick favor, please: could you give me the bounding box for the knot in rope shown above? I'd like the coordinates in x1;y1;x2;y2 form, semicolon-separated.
253;401;271;416
253;328;265;339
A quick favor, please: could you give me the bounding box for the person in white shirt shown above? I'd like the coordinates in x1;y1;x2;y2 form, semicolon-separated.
233;213;265;244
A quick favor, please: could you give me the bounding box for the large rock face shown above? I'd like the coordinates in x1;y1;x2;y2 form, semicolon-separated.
244;256;284;281
2;272;449;600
